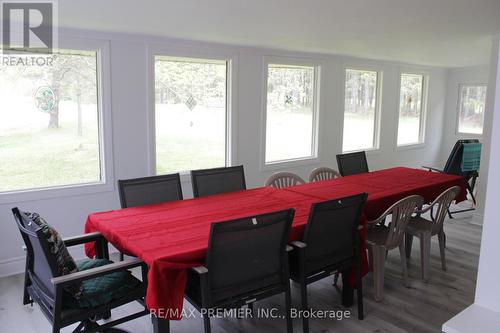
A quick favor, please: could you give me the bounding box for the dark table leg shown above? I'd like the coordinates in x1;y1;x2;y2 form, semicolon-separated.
341;270;354;307
152;315;170;333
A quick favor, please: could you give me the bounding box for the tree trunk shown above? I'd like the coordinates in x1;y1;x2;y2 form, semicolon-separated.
48;83;60;128
363;78;369;114
77;88;82;136
48;109;59;128
353;79;359;114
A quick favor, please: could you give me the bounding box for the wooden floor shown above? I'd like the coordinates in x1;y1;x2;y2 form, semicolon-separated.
0;208;482;333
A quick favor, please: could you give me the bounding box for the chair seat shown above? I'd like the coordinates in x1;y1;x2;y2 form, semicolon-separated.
366;225;389;246
289;253;353;281
60;287;146;323
63;259;143;310
185;268;283;307
406;216;433;235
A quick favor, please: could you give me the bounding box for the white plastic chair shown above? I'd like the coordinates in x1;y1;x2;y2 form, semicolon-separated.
405;186;461;281
366;195;424;301
265;172;305;189
309;167;341;182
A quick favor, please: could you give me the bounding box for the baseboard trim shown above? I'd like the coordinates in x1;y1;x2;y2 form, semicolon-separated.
0;256;25;278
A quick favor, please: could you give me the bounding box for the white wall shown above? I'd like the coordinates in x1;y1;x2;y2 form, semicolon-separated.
0;28;448;277
440;66;490;219
474;37;500;312
443;36;500;333
441;65;490;165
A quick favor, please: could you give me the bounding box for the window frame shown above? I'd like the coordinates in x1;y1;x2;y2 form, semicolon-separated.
455;83;487;136
395;70;428;149
147;45;237;178
261;56;322;170
341;65;383;153
0;35;114;204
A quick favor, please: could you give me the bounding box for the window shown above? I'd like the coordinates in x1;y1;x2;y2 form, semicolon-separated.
265;63;318;163
0;49;102;193
154;56;228;174
342;69;379;152
457;84;487;135
397;73;426;146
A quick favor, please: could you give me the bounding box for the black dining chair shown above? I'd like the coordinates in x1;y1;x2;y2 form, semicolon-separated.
118;173;183;208
118;173;183;260
184;209;295;333
289;193;367;333
191;165;246;198
336;151;369;176
12;207;149;333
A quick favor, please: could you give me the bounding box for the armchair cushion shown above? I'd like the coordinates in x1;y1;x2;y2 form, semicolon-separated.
21;211;83;298
63;259;141;309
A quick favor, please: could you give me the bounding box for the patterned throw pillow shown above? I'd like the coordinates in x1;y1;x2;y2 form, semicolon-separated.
22;212;84;299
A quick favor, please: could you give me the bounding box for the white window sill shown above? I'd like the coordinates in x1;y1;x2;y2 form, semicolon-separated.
395;142;426;151
455;132;483;138
0;181;115;204
262;156;320;172
342;147;381;155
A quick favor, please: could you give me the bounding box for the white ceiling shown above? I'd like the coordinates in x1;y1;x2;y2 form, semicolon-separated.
60;0;500;68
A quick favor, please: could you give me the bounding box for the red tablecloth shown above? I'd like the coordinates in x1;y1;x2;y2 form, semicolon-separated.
84;167;466;320
285;167;468;220
85;186;325;319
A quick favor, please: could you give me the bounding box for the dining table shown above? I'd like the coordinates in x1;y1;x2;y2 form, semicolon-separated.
84;167;467;332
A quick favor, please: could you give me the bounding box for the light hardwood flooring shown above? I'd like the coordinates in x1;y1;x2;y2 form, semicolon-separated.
0;207;481;333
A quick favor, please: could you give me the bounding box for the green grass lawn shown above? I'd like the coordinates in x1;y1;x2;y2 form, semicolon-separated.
0;104;421;192
0;123;100;192
155;104;226;174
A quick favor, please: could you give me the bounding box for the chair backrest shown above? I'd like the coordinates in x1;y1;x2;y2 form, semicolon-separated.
191;165;246;198
12;208;58;300
206;209;294;302
336;151;369;177
302;193;367;273
427;186;462;235
443;139;480;176
309;167;341;183
265;172;305;189
118;173;183;208
374;195;424;249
